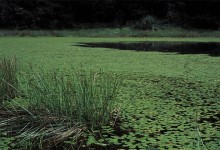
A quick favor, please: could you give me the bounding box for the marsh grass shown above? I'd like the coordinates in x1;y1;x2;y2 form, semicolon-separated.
0;68;120;149
0;57;18;107
19;69;119;127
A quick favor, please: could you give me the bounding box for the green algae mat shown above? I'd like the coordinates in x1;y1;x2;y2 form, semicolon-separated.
78;74;220;149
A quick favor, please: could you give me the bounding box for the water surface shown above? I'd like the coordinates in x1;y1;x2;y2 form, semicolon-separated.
76;42;220;56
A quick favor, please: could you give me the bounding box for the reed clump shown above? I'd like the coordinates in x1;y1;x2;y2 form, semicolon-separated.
20;69;119;127
1;68;120;149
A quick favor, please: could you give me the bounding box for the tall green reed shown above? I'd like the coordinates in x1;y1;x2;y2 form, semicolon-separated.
19;69;120;128
0;68;120;149
0;57;18;107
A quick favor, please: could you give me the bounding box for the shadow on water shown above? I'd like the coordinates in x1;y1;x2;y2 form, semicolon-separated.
75;42;220;56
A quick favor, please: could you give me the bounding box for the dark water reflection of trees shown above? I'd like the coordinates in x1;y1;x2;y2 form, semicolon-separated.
76;42;220;57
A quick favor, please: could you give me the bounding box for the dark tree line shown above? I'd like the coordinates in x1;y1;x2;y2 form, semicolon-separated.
0;0;219;29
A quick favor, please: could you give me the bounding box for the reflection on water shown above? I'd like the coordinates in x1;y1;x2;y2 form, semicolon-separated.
76;42;220;56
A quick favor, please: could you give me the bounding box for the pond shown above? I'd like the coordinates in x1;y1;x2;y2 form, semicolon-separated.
76;42;220;56
75;41;220;149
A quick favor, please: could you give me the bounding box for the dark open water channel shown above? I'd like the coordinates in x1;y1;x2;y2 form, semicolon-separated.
76;42;220;56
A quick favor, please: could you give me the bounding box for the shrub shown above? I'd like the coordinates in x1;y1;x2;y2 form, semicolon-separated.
133;15;160;30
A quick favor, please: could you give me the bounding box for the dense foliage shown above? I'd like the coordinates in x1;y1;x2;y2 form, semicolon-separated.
0;0;219;29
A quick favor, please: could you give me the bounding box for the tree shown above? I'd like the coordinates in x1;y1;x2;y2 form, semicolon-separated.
166;1;186;27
